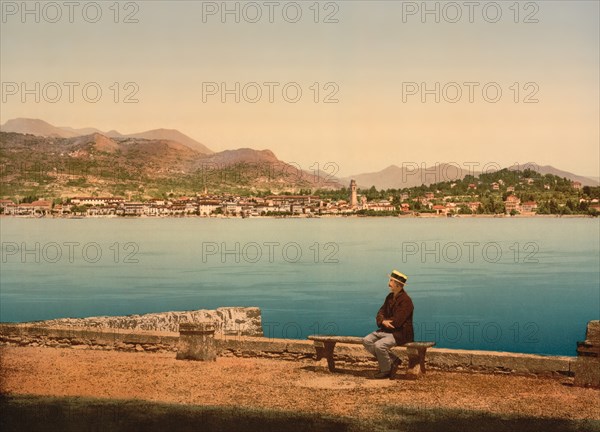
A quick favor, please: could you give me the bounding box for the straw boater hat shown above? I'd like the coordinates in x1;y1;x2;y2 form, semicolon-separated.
389;270;408;284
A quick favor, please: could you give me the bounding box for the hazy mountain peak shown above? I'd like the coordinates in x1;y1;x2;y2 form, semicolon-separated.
59;126;104;136
204;148;280;165
346;162;598;189
1;118;77;138
1;118;213;154
516;164;598;185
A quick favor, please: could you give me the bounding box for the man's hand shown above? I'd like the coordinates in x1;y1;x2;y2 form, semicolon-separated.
382;319;395;329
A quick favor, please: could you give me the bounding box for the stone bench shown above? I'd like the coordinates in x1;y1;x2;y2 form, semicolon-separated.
308;335;435;375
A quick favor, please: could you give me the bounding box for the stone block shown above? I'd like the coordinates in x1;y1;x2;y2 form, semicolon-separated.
585;321;600;344
573;356;600;388
577;320;600;358
574;321;600;387
176;322;216;361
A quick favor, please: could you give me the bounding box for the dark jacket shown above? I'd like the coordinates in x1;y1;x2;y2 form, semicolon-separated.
376;290;414;345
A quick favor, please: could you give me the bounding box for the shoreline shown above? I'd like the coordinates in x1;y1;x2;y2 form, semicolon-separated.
0;213;596;220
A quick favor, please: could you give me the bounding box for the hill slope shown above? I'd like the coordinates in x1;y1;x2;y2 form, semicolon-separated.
1;118;213;154
0;132;340;198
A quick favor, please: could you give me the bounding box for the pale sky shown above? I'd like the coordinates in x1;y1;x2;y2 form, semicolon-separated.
1;1;598;177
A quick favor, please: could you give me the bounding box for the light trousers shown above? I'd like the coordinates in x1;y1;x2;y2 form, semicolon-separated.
362;330;399;373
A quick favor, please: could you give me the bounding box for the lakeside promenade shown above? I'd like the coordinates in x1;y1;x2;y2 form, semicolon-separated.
1;310;598;430
1;345;599;431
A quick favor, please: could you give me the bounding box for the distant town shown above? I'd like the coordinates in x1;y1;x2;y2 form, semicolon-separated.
1;126;598;218
2;174;599;218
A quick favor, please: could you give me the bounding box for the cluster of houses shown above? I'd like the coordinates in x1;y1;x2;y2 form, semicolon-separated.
414;194;537;216
503;195;538;215
1;180;596;218
0;193;400;218
465;178;574;191
0;194;541;218
0;199;55;216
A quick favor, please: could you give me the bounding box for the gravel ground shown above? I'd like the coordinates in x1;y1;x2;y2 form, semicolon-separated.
1;346;599;428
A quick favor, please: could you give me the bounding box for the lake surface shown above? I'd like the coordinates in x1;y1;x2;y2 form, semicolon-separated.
1;217;598;356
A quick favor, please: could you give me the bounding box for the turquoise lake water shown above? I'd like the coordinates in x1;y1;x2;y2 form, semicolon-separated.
1;217;598;356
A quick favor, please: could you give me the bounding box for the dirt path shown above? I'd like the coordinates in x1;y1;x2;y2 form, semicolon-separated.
1;346;598;424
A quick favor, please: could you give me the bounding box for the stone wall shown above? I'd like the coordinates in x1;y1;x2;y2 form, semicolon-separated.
0;324;178;353
36;307;263;337
0;323;576;378
2;310;591;381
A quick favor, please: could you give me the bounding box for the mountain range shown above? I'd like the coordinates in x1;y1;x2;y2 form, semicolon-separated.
341;164;599;189
1;118;597;191
1;118;213;154
0;120;341;197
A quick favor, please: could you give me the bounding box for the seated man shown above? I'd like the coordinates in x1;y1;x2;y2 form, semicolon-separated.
363;270;414;379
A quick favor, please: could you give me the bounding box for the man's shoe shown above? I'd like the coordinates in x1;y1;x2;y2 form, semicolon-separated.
390;357;402;379
373;371;391;379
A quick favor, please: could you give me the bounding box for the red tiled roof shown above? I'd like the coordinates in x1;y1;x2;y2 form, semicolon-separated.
31;200;52;207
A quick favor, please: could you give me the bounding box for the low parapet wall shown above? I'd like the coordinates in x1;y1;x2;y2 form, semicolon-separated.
0;323;178;352
34;307;263;337
0;323;575;378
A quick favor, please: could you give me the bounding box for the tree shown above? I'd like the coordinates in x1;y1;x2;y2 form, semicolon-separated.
366;186;378;200
458;204;471;214
20;196;38;204
483;197;503;214
536;201;548;214
71;205;89;214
